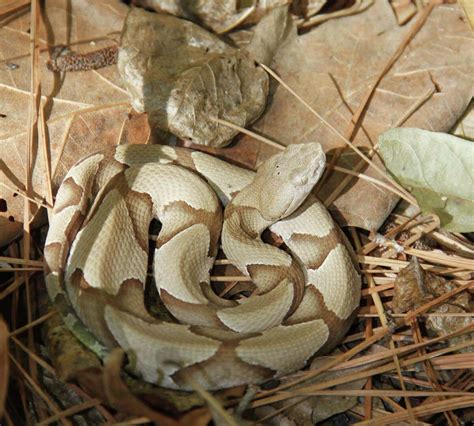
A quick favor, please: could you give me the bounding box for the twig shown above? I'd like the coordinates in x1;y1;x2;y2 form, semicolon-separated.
9;310;58;337
24;0;41;396
0;182;52;209
37;399;102;426
355;396;474;425
0;256;43;266
9;354;71;426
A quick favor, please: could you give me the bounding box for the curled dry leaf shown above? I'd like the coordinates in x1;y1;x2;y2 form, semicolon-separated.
392;257;440;314
379;128;474;232
0;0;132;246
0;319;8;419
118;7;288;148
134;0;300;34
133;0;369;34
392;257;473;351
243;1;474;231
244;5;291;67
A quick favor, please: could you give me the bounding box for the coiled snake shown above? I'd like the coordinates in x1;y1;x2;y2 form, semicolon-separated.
44;143;360;390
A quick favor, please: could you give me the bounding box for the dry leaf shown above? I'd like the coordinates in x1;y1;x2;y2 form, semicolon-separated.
103;349;180;426
0;319;8;419
118;8;271;148
392;257;436;313
242;1;474;231
392;257;473;351
134;0;294;34
0;0;133;246
244;5;291;66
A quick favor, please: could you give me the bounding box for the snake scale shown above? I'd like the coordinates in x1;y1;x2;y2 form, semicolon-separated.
44;143;361;390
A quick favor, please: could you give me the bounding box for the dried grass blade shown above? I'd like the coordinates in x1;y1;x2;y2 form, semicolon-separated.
355;396;474;425
250;327;390;402
0;320;8;418
9;310;58;337
8;354;70;425
0;256;43;267
0;0;29;18
0;277;26;301
333;323;474;372
251;338;474;408
36;399;102;426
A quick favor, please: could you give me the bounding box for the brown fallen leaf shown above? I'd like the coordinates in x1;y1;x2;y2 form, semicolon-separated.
242;1;474;231
134;0;298;34
134;0;373;34
0;0;135;246
103;349;179;426
0;319;8;419
118;7;286;148
392;257;473;351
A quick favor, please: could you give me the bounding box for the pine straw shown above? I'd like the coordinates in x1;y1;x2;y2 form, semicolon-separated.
1;1;473;425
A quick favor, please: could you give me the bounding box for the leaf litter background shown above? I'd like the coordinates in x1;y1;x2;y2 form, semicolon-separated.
0;0;474;425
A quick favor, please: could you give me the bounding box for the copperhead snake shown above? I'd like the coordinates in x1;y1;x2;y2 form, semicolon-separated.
44;143;361;390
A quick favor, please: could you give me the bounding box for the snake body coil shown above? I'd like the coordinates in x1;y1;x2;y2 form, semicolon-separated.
44;143;360;390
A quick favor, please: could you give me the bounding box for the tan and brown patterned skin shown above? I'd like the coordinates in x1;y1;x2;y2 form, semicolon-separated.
44;143;360;391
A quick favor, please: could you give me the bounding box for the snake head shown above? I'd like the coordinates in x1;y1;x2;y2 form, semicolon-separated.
257;143;326;221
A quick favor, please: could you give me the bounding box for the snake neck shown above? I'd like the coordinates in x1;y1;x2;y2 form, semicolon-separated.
222;181;306;310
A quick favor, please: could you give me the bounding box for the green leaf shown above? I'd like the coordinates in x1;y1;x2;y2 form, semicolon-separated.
379;128;474;232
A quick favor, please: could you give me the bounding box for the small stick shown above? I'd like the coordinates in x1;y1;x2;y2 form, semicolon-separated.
36;399;102;426
9;310;58;337
211;117;284;150
0;182;52;209
0;256;43;266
